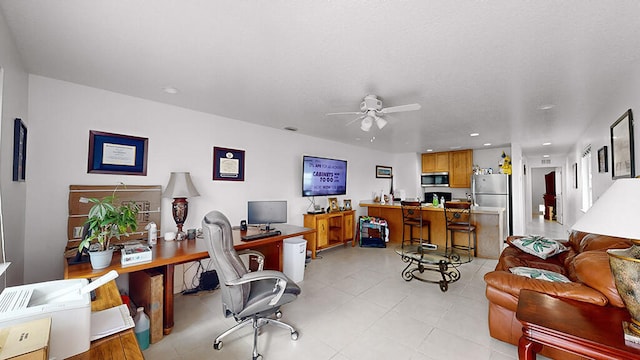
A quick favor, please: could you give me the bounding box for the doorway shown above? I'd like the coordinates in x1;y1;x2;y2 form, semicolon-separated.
530;166;563;226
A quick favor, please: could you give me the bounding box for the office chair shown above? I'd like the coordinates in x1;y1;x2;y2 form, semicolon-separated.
202;210;300;360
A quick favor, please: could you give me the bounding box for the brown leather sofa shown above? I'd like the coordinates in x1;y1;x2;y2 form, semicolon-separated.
484;231;633;358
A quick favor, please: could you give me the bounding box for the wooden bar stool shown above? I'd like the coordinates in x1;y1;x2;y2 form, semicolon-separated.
444;201;476;262
400;201;431;247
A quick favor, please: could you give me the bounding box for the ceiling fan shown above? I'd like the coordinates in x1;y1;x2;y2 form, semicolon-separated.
326;94;421;131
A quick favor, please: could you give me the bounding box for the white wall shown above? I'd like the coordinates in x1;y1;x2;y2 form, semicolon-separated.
565;63;640;229
25;76;414;283
0;9;29;287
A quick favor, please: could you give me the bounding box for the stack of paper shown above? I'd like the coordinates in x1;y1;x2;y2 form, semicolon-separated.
90;304;135;341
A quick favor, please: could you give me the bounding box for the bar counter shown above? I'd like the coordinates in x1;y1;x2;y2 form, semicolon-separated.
359;201;505;259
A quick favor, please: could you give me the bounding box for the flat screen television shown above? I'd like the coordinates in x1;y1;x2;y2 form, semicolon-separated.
247;200;287;230
302;155;347;197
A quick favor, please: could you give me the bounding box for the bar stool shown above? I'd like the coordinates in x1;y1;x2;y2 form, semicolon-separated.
444;201;476;262
400;201;431;247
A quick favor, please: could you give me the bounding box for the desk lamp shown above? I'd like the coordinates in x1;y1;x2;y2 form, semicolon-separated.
163;172;200;240
571;178;640;336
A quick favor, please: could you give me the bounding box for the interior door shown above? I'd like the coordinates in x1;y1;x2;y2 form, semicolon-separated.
554;168;563;224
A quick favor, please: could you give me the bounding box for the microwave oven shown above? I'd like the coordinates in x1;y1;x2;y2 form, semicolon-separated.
421;172;449;187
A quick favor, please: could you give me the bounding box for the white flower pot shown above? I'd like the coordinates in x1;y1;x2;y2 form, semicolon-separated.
89;249;114;269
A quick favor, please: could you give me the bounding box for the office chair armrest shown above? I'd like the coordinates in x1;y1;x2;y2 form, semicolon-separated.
226;270;291;306
237;250;265;271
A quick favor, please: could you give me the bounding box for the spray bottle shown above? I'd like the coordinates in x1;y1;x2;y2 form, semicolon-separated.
145;222;157;246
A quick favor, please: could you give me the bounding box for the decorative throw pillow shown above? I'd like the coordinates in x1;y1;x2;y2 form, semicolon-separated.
510;266;571;283
511;235;568;259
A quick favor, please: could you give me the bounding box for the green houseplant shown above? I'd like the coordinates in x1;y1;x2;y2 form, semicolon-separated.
79;193;139;269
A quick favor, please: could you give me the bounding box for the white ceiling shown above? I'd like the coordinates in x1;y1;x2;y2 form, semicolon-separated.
2;1;640;158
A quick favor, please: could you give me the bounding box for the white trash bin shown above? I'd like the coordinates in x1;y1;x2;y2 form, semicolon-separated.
283;237;307;283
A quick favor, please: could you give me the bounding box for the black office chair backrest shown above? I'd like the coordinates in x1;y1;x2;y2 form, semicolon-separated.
202;210;250;317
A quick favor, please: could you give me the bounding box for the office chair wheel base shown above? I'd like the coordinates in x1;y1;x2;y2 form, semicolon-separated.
291;331;299;340
275;311;283;319
213;341;223;350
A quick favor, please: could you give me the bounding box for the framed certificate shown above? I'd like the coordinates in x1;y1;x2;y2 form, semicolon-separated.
213;146;245;181
87;131;148;175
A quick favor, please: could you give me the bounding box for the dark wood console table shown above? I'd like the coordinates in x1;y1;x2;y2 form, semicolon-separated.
516;289;640;360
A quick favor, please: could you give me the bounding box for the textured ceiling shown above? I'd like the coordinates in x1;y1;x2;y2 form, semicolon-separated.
2;0;640;158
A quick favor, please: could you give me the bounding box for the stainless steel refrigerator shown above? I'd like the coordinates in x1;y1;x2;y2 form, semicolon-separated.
472;173;512;236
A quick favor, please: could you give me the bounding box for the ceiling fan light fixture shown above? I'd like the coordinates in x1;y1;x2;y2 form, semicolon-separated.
360;116;373;131
374;116;387;129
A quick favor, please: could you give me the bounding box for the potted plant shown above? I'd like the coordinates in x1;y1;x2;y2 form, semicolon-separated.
79;193;139;269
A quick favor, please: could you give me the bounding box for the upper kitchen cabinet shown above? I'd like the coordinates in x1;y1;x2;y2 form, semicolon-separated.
421;152;450;173
449;149;473;188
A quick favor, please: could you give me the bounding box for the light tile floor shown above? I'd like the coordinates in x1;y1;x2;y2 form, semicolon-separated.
142;217;564;360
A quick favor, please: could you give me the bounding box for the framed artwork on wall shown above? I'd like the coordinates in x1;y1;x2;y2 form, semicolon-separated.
12;118;27;182
610;109;635;179
87;131;148;175
573;163;578;189
213;146;245;181
376;165;392;178
597;146;608;173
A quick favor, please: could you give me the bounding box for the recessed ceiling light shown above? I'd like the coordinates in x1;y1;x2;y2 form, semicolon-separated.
284;126;298;132
484;143;492;146
450;146;462;149
426;149;433;152
542;142;552;146
543;155;550;158
538;104;555;110
163;86;179;94
470;133;480;137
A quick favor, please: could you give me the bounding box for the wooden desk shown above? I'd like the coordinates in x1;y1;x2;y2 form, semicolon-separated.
64;224;314;335
516;289;640;360
68;280;143;360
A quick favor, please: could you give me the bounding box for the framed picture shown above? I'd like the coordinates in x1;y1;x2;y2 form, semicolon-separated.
328;197;339;212
88;131;148;175
213;146;245;181
573;163;578;189
376;165;392;178
597;146;608;173
12;118;27;182
610;109;635;179
343;199;352;211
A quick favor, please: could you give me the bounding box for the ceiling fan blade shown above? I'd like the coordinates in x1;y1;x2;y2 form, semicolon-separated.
380;103;421;114
326;111;363;116
345;115;365;126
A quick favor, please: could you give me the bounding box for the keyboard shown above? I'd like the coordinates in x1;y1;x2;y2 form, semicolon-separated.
241;230;282;241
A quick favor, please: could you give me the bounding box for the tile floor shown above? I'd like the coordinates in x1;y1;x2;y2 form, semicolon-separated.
142;217;564;360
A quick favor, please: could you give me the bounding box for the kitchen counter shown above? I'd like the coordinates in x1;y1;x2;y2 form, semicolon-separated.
360;201;505;259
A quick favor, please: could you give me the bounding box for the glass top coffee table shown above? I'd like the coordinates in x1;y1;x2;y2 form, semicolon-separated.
395;243;461;292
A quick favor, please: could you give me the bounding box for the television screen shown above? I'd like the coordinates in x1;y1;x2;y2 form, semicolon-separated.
302;155;347;197
247;201;287;227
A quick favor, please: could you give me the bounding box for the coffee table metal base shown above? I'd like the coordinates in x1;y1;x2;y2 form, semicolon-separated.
395;245;461;292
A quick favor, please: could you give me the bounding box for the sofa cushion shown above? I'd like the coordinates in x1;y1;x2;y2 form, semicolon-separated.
510;266;571;282
509;235;568;259
495;245;568;275
574;250;625;307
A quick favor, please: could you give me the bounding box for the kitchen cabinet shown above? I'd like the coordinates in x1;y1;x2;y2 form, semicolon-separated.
421;152;450;173
449;149;473;188
303;210;355;259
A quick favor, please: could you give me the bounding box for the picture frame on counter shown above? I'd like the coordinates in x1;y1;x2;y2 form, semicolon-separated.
343;199;352;210
328;197;339;212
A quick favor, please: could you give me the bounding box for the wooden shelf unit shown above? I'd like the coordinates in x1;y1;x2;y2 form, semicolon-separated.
304;210;355;258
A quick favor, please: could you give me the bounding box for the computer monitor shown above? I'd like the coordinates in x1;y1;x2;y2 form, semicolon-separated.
247;200;287;231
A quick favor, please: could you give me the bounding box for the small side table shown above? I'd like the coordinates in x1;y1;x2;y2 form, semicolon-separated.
516;289;640;360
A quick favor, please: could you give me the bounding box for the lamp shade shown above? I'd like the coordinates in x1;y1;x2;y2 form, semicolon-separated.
163;172;200;198
571;178;640;239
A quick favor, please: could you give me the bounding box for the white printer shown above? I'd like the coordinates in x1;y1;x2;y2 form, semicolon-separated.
0;271;118;360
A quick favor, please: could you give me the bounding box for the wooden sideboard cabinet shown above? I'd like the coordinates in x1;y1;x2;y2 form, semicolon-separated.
304;210;355;259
